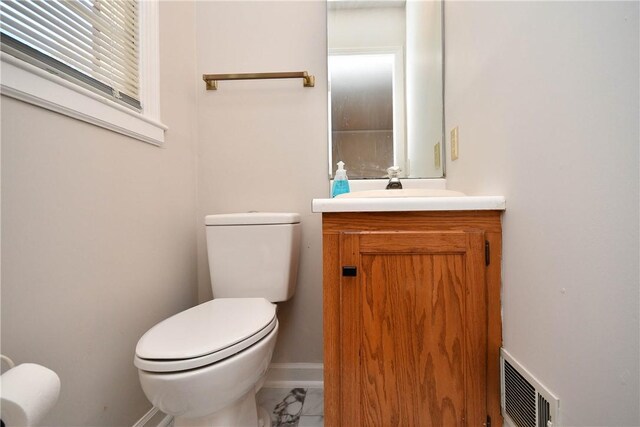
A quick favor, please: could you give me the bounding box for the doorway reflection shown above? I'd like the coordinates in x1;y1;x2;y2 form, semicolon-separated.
329;53;404;178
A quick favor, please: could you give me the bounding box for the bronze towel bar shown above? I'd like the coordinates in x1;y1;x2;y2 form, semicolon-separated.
202;71;315;90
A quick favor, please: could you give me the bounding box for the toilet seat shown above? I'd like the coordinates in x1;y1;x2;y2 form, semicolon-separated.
134;298;277;373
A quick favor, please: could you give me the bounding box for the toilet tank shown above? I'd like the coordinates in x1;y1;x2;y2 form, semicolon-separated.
205;213;301;302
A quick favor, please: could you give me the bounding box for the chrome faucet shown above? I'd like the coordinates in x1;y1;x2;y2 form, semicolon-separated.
385;166;403;190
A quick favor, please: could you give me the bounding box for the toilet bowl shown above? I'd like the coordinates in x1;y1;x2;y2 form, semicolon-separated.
135;298;278;426
136;299;278;426
134;213;301;427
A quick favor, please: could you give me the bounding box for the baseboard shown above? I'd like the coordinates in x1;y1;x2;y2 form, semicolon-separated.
264;363;324;389
132;407;173;427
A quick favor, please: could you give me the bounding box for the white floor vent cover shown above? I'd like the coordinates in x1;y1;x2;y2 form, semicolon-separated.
501;349;560;427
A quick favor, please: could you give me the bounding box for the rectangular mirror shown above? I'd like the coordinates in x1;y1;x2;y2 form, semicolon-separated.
328;0;444;179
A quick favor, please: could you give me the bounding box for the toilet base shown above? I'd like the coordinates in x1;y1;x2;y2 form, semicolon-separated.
137;315;280;427
258;406;272;427
174;389;261;427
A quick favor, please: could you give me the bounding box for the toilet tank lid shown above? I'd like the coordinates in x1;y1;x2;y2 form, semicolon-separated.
205;212;300;226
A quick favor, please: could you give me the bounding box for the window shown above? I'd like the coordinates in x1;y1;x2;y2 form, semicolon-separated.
0;0;165;145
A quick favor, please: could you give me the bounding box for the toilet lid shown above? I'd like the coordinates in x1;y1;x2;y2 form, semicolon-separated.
134;298;276;372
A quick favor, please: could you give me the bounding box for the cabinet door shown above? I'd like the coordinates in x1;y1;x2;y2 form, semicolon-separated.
340;231;487;427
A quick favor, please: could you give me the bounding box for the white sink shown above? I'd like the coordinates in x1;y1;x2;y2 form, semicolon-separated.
335;188;466;198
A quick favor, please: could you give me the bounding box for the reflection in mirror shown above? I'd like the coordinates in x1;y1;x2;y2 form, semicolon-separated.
329;53;403;178
328;0;443;179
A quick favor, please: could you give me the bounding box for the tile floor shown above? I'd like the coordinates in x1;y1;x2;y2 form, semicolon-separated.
256;387;324;427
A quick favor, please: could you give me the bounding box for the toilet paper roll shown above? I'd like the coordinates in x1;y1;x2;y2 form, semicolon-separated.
1;363;61;427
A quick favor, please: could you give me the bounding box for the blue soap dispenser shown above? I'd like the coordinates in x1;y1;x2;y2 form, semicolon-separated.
331;161;350;197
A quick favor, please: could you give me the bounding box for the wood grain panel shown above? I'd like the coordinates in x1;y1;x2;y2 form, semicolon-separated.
486;232;504;427
340;233;361;427
360;231;467;254
323;233;341;427
430;254;466;425
464;232;488;425
323;211;502;234
339;231;487;426
360;253;459;426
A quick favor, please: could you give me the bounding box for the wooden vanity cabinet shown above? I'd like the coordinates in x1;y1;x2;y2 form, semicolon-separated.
322;211;503;427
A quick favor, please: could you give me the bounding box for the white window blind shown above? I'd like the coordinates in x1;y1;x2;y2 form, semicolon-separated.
0;0;141;110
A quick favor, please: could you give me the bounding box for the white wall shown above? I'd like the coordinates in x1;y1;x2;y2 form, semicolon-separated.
0;2;199;425
444;2;639;425
194;1;328;363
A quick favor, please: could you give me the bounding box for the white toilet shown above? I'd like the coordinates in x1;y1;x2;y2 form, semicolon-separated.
134;212;301;427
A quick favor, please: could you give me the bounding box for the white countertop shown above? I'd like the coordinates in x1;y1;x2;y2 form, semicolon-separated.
312;195;506;213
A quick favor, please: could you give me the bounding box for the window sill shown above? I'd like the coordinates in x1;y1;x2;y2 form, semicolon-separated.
0;53;167;146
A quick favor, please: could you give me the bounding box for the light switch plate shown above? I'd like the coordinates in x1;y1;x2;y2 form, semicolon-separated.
451;127;459;160
434;142;441;169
